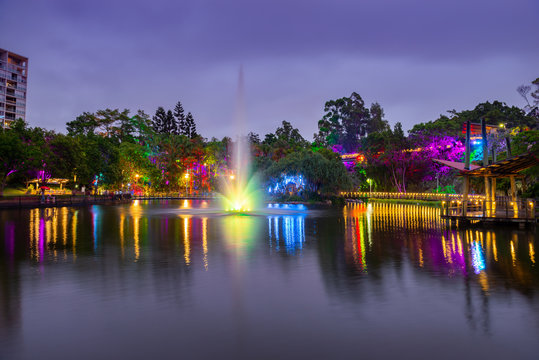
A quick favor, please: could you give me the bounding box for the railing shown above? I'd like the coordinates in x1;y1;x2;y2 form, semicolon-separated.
441;198;536;221
134;193;218;200
341;191;485;202
341;191;537;222
0;194;132;208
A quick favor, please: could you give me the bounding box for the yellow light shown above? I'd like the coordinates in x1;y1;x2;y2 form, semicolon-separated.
135;174;140;178
230;175;235;180
184;173;189;179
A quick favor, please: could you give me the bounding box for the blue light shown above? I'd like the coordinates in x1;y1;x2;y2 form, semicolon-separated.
269;174;306;194
471;241;486;274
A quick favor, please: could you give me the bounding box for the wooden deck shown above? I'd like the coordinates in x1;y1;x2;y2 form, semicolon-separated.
441;199;537;224
341;192;537;225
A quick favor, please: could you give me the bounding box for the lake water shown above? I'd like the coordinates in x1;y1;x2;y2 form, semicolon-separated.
1;200;538;359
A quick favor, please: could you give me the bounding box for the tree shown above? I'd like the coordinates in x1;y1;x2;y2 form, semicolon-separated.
66;109;136;140
409;101;535;138
0;121;28;195
275;120;308;146
66;112;98;136
163;110;177;134
517;78;539;120
315;92;371;152
131;110;154;144
264;148;351;196
247;132;261;145
152;107;167;134
46;134;82;180
174;101;186;136
368;102;390;134
185;112;198;138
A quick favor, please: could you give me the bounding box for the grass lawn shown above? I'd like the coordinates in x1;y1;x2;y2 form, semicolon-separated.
2;188;29;196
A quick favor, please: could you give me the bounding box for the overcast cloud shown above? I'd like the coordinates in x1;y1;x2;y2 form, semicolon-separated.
1;0;537;139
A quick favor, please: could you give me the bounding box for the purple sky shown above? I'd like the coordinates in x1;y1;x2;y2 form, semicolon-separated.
2;0;537;139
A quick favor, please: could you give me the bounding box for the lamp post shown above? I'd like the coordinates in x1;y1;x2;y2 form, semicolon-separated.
184;172;190;196
367;178;373;194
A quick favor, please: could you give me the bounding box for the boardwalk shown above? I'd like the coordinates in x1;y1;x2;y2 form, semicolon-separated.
0;194;132;209
342;191;537;224
133;194;218;200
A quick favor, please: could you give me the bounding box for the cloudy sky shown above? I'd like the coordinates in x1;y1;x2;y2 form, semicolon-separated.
1;0;537;139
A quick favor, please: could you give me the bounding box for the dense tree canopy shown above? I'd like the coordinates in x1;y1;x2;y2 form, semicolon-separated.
2;83;537;198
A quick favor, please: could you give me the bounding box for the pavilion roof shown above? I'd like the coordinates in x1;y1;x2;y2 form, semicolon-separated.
433;152;538;178
432;159;480;171
28;178;70;184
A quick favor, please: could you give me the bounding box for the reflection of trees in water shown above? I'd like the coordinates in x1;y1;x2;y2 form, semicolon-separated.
316;203;539;333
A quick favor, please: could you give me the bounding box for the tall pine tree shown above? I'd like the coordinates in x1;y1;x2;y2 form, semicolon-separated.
163;110;177;134
174;101;187;136
152;107;167;133
185;112;197;138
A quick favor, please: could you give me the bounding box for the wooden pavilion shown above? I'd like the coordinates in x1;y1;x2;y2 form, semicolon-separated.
433;119;538;223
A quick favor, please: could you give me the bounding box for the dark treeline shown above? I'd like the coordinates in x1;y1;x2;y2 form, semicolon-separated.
1;77;538;198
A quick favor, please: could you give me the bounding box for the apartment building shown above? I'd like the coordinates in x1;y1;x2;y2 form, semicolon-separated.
0;48;28;129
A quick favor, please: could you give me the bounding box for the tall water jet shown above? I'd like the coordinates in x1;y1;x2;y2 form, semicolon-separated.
220;66;261;212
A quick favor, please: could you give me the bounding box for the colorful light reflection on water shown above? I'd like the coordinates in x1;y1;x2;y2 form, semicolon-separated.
0;200;538;359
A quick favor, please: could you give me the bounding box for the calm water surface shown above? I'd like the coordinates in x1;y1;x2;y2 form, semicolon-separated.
0;200;538;359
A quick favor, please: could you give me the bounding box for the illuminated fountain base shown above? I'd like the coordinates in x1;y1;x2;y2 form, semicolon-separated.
220;175;260;214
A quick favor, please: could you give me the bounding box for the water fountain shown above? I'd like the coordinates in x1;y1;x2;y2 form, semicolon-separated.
219;66;261;213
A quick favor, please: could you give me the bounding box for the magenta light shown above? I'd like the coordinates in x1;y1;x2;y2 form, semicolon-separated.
39;218;45;263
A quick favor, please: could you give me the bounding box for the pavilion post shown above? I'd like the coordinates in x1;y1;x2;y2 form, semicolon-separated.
510;175;517;216
482;118;490;215
464;120;471;170
484;176;491;216
463;176;469;217
491;177;496;214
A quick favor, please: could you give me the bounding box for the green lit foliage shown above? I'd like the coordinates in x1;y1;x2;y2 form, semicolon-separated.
512;129;539;197
118;142;160;188
66;109;134;141
409;101;535;138
264;148;351;196
0;120;29;195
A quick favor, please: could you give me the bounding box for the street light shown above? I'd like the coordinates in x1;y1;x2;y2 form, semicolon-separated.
367;178;373;194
